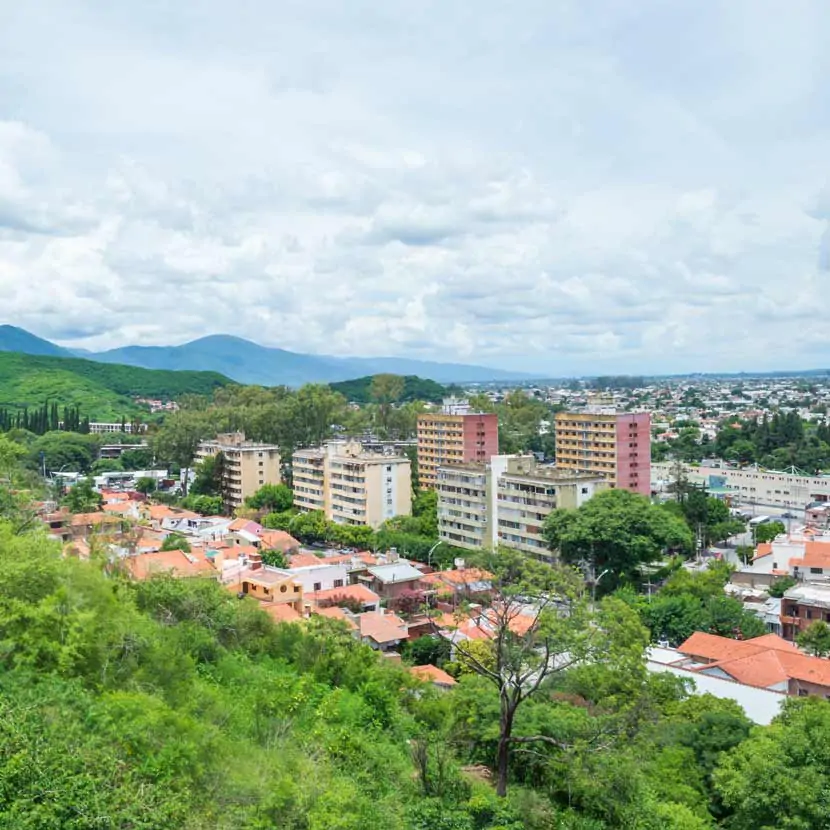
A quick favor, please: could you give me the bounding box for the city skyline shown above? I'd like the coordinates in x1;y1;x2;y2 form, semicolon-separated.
2;1;830;375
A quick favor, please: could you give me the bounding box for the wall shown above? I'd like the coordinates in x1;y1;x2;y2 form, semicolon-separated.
461;413;499;464
287;562;348;594
614;413;651;494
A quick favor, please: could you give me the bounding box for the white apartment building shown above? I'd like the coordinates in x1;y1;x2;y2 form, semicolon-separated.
438;454;606;558
292;441;411;529
652;462;830;509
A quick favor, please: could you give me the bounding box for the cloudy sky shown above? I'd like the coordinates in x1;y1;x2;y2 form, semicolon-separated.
1;1;829;375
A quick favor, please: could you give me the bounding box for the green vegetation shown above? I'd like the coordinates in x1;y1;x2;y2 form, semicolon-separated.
468;389;558;457
626;562;766;646
245;483;294;513
796;620;830;657
753;521;785;544
330;373;447;403
544;489;694;591
0;351;231;422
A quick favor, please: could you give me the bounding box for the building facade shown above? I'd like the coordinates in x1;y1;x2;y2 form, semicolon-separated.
554;410;650;494
437;454;607;557
196;432;281;513
291;441;411;528
652;461;830;510
417;410;498;490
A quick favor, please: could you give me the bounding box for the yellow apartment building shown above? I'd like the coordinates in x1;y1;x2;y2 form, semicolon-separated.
195;432;281;513
292;441;411;528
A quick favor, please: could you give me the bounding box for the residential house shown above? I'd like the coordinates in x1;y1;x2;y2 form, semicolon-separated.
781;584;830;640
363;561;424;601
409;664;457;689
354;610;409;651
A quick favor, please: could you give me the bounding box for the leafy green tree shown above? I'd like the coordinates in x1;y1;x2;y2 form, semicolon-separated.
797;620;830;657
152;410;213;496
91;458;124;474
370;373;406;435
180;494;223;515
245;483;293;513
768;575;797;597
544;489;694;589
63;476;103;513
189;453;223;496
30;431;99;473
404;635;452;668
260;549;288;568
161;533;191;552
754;521;785;544
135;476;157;495
714;698;830;829
119;446;155;470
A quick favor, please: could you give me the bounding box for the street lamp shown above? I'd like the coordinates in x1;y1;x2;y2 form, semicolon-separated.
592;569;610;605
427;541;443;570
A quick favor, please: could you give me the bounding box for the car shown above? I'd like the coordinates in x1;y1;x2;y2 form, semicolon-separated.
782;512;797;519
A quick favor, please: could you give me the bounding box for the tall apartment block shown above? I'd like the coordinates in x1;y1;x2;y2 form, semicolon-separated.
416;406;499;490
195;432;281;513
437;454;607;558
554;411;650;495
292;441;411;528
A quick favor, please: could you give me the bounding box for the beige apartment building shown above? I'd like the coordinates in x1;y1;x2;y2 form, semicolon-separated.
195;432;281;513
438;454;607;558
292;441;411;528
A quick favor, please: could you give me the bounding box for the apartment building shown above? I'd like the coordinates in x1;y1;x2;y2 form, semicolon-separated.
291;441;411;529
437;454;606;557
417;405;498;490
196;432;281;513
554;410;650;494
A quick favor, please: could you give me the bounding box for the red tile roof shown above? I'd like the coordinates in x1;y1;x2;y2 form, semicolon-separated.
358;611;408;645
410;664;457;686
312;583;380;607
259;530;301;552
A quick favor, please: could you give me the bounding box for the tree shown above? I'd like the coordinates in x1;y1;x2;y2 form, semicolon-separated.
797;620;830;657
63;477;103;513
404;635;451;667
134;476;157;496
544;489;694;590
189;453;223;496
714;698;830;829
161;533;191;552
754;521;785;544
429;549;616;797
370;374;406;435
768;575;797;598
119;446;155;471
180;494;223;515
152;410;212;496
260;549;288;568
245;483;293;513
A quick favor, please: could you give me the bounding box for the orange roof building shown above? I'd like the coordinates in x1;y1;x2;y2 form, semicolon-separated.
409;664;457;688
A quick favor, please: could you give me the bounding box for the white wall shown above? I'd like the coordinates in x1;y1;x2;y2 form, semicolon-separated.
287;563;348;593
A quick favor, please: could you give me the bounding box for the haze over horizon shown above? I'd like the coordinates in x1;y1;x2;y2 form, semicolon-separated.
2;1;830;376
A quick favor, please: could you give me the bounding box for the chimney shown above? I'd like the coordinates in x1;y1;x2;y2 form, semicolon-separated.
249;552;263;571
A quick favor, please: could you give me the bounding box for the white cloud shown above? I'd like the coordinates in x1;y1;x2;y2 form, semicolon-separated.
1;0;830;374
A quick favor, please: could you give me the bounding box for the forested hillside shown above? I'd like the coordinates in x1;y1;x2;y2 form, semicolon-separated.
0;352;232;421
330;374;448;404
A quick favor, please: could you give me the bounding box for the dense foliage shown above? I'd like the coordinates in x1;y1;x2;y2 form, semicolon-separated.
330;374;447;404
0;351;230;421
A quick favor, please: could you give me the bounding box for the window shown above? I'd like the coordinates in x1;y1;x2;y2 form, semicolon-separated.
334;579;344;588
812;568;823;574
313;582;322;592
798;689;809;697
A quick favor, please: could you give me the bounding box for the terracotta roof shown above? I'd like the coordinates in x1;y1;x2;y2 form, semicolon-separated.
259;530;301;551
678;631;796;663
126;549;217;580
358;611;408;645
410;664;457;686
288;552;324;568
102;501;135;514
261;603;302;623
70;512;121;527
312;583;380;607
702;649;791;688
314;606;358;626
753;542;773;559
147;505;199;521
229;518;263;533
801;542;830;569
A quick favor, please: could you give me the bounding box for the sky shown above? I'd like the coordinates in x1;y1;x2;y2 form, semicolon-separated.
1;0;829;376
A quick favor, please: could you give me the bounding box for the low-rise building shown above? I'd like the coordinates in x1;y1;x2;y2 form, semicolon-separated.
781;584;830;640
291;441;411;528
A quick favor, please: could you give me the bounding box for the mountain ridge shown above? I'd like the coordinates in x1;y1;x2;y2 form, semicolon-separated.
0;327;531;386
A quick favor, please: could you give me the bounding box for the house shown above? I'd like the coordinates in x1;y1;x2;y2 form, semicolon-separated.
363;561;424;600
311;583;380;612
676;631;830;698
287;562;349;595
126;548;218;580
409;664;457;690
781;584;830;640
69;512;126;539
420;567;494;602
228;566;304;614
355;610;409;651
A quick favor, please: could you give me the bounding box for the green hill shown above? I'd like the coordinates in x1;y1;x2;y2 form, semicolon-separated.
330;374;447;403
0;351;232;421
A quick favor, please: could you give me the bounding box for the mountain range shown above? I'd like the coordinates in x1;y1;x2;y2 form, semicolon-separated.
0;326;531;386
